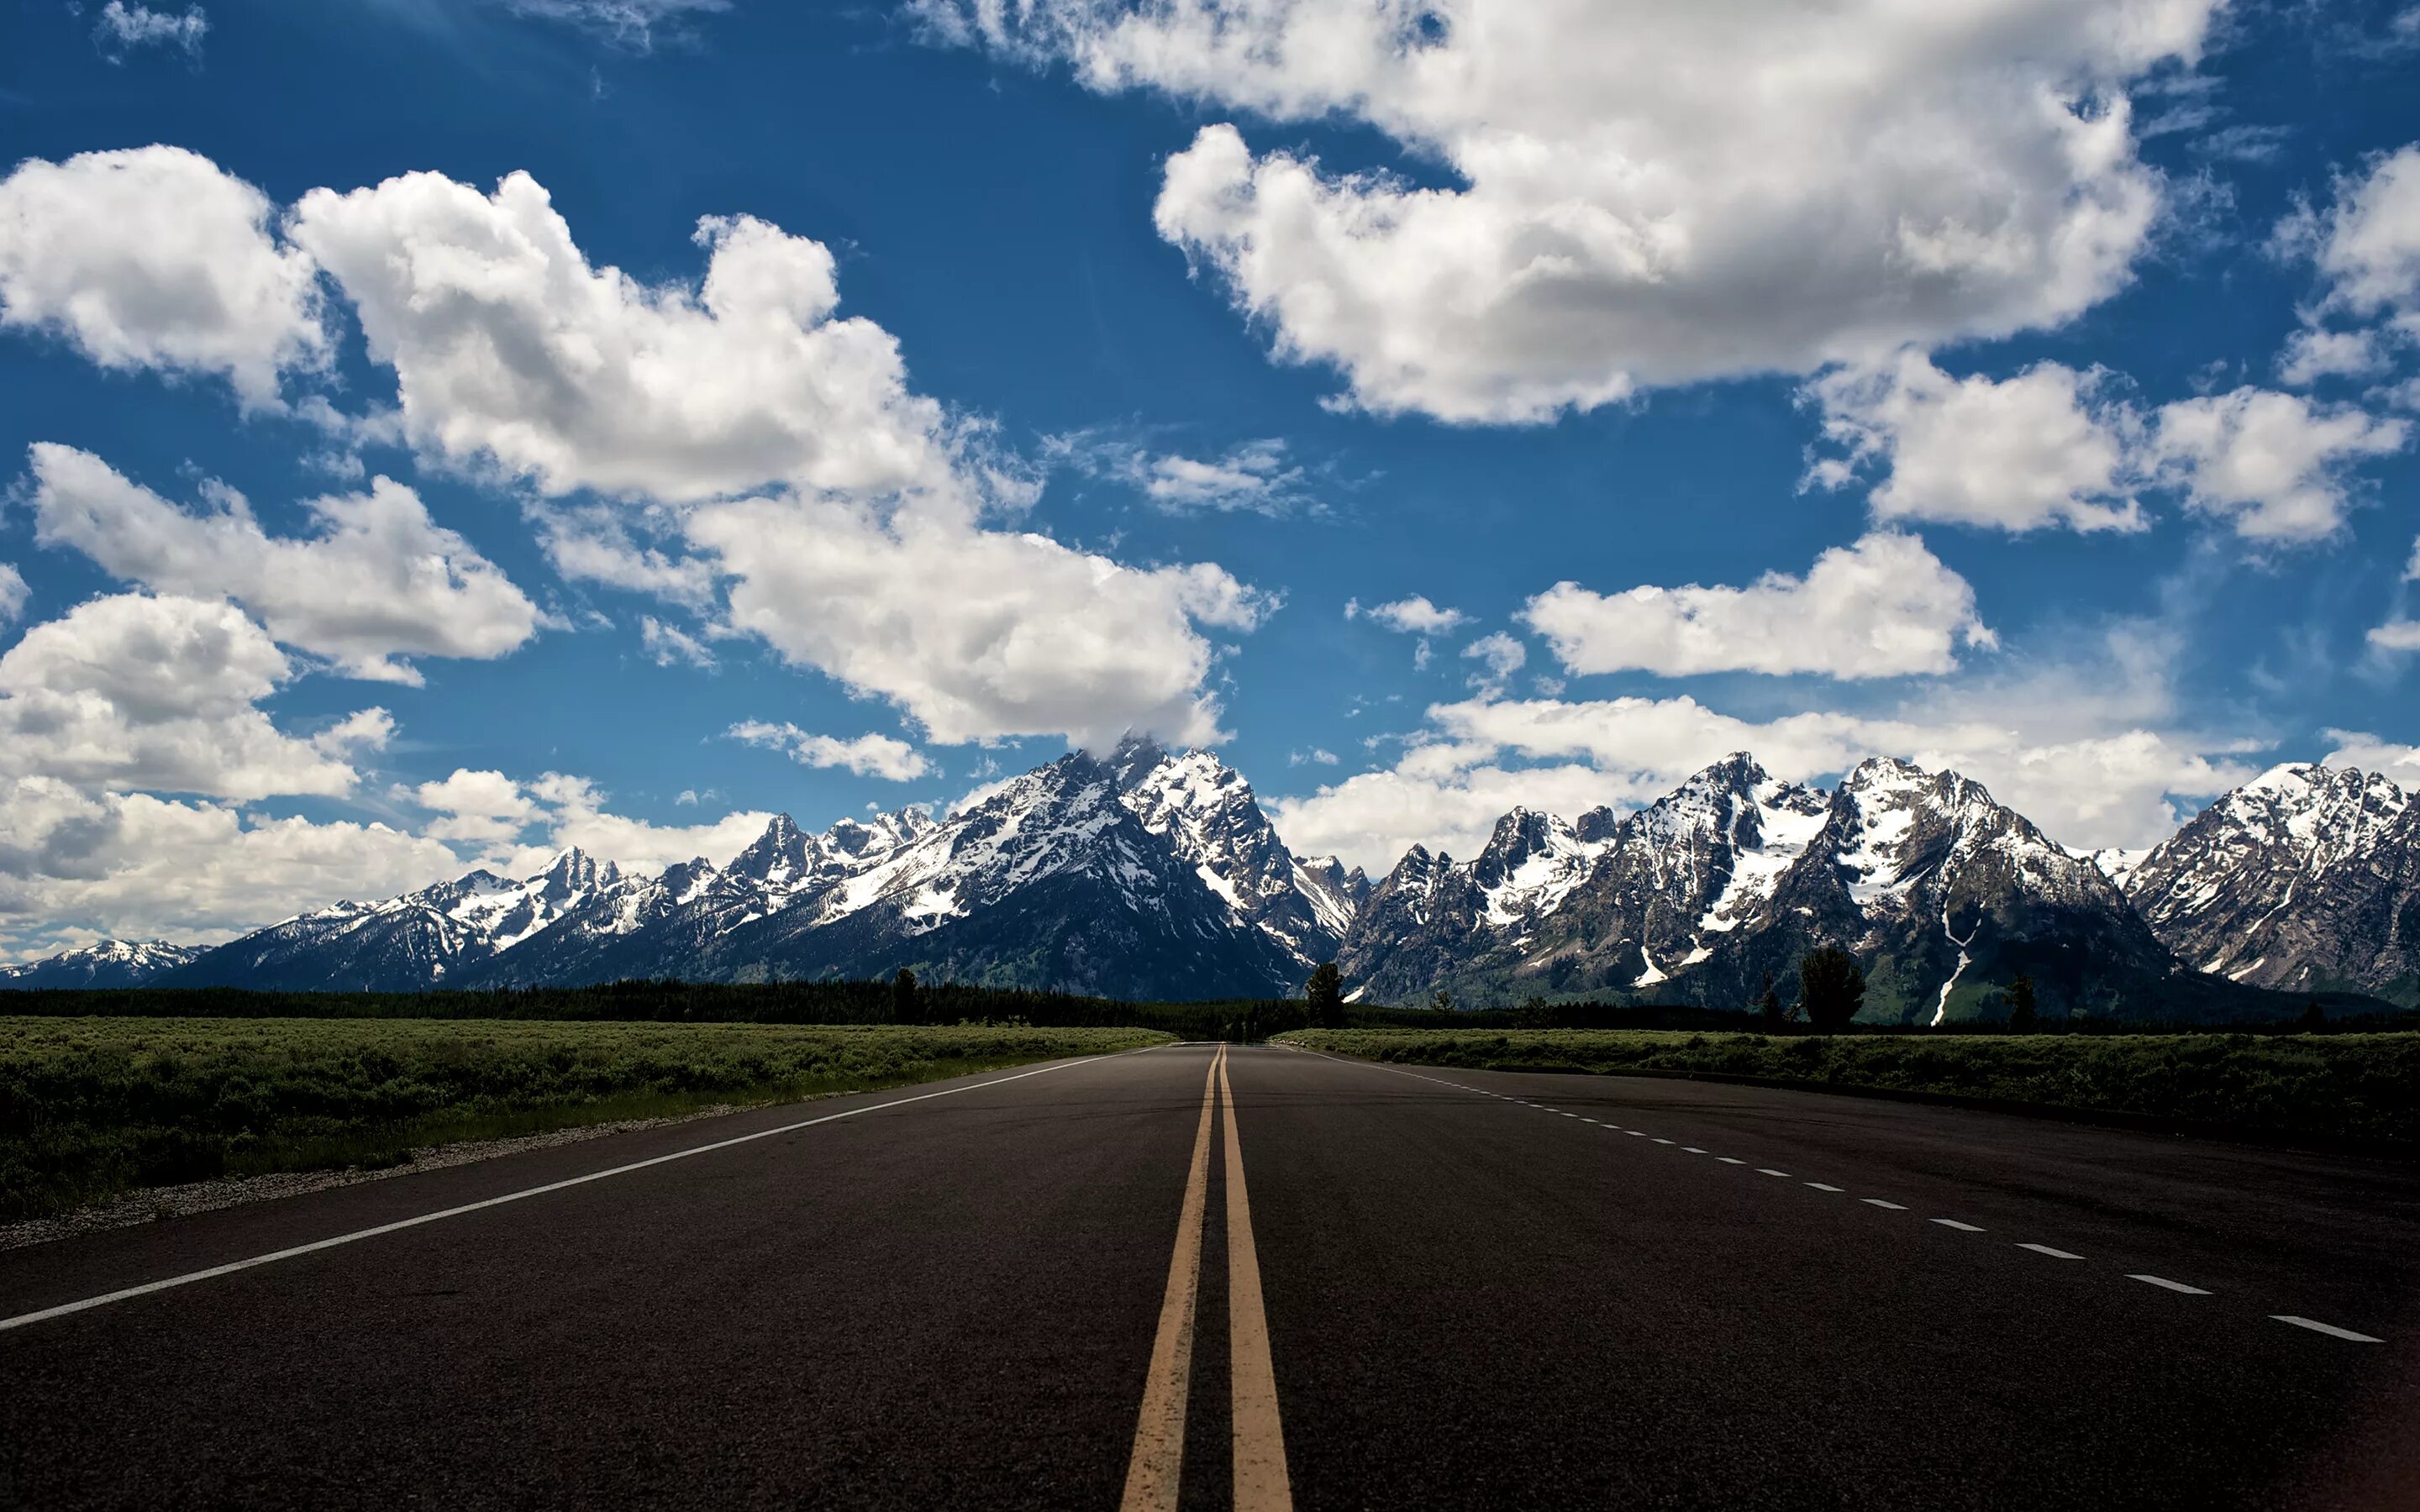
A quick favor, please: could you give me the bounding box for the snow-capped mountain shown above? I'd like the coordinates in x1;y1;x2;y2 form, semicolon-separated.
1342;753;2191;1021
87;743;2420;1015
1338;806;1618;1004
164;848;624;992
1111;738;1366;970
2117;764;2418;1005
158;738;1339;1000
0;939;204;989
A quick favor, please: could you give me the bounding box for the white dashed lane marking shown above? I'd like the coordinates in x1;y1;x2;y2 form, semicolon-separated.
1283;1047;2391;1348
2272;1315;2381;1343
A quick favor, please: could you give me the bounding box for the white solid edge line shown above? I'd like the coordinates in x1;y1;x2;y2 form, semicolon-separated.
2017;1243;2086;1260
2271;1315;2382;1342
1932;1219;1986;1232
1862;1200;1909;1210
0;1047;1153;1335
2129;1274;2212;1295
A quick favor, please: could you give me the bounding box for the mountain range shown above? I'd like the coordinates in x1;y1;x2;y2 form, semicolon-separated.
8;738;2414;1021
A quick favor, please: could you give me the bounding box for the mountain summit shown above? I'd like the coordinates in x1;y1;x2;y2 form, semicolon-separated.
12;748;2409;1019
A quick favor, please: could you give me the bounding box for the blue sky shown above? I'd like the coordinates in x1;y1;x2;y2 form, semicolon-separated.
0;0;2417;954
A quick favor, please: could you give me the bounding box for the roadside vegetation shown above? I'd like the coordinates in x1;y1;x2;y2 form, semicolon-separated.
1276;1027;2420;1150
0;1018;1167;1221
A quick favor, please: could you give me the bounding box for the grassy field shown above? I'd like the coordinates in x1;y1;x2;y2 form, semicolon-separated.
0;1018;1168;1221
1277;1027;2420;1149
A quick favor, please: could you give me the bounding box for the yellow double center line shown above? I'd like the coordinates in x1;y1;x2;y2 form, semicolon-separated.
1119;1043;1293;1512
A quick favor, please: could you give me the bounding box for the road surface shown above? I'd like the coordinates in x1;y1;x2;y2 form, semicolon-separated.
5;1042;2419;1509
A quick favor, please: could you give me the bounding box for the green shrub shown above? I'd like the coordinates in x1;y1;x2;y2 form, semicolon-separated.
0;1018;1167;1221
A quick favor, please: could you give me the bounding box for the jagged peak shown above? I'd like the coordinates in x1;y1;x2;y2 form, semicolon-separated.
1683;750;1771;792
2242;760;2326;795
1481;806;1567;853
1107;731;1173;788
1573;806;1623;844
732;812;815;874
755;812;806;843
1839;753;1928;789
539;847;617;892
2225;761;2407;813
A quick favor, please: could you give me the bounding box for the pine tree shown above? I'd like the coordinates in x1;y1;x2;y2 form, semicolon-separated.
1305;961;1345;1029
2301;999;2327;1032
1797;948;1865;1033
2007;973;2038;1032
1431;987;1455;1014
1757;971;1784;1031
892;967;919;1026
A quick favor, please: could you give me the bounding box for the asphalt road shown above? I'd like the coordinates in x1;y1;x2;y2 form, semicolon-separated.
6;1042;2420;1510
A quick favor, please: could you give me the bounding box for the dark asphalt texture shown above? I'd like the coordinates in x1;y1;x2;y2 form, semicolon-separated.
5;1042;2420;1510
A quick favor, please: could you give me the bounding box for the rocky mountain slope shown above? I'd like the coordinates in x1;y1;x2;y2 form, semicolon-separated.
152;738;1354;1000
0;939;204;989
162;848;625;992
18;743;2415;1015
1343;754;2204;1022
2112;764;2419;1005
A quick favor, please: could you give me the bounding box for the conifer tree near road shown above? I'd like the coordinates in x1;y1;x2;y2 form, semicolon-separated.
1797;948;1865;1033
1757;971;1784;1031
1305;961;1346;1028
2007;973;2039;1032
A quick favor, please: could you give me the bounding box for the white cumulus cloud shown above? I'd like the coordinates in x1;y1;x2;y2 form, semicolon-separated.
0;594;377;801
924;0;2216;422
1523;533;1994;680
2298;143;2420;331
0;566;25;625
1460;631;1526;692
288;171;953;503
0;780;463;950
409;767;779;876
2146;388;2408;542
1809;353;2408;543
690;494;1270;747
728;721;932;780
1347;594;1470;670
0;146;326;407
24;444;541;684
273;162;1270;748
1805;351;2145;533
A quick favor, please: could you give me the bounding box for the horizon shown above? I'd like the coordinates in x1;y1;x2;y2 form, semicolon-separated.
15;735;2413;958
1;0;2417;960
